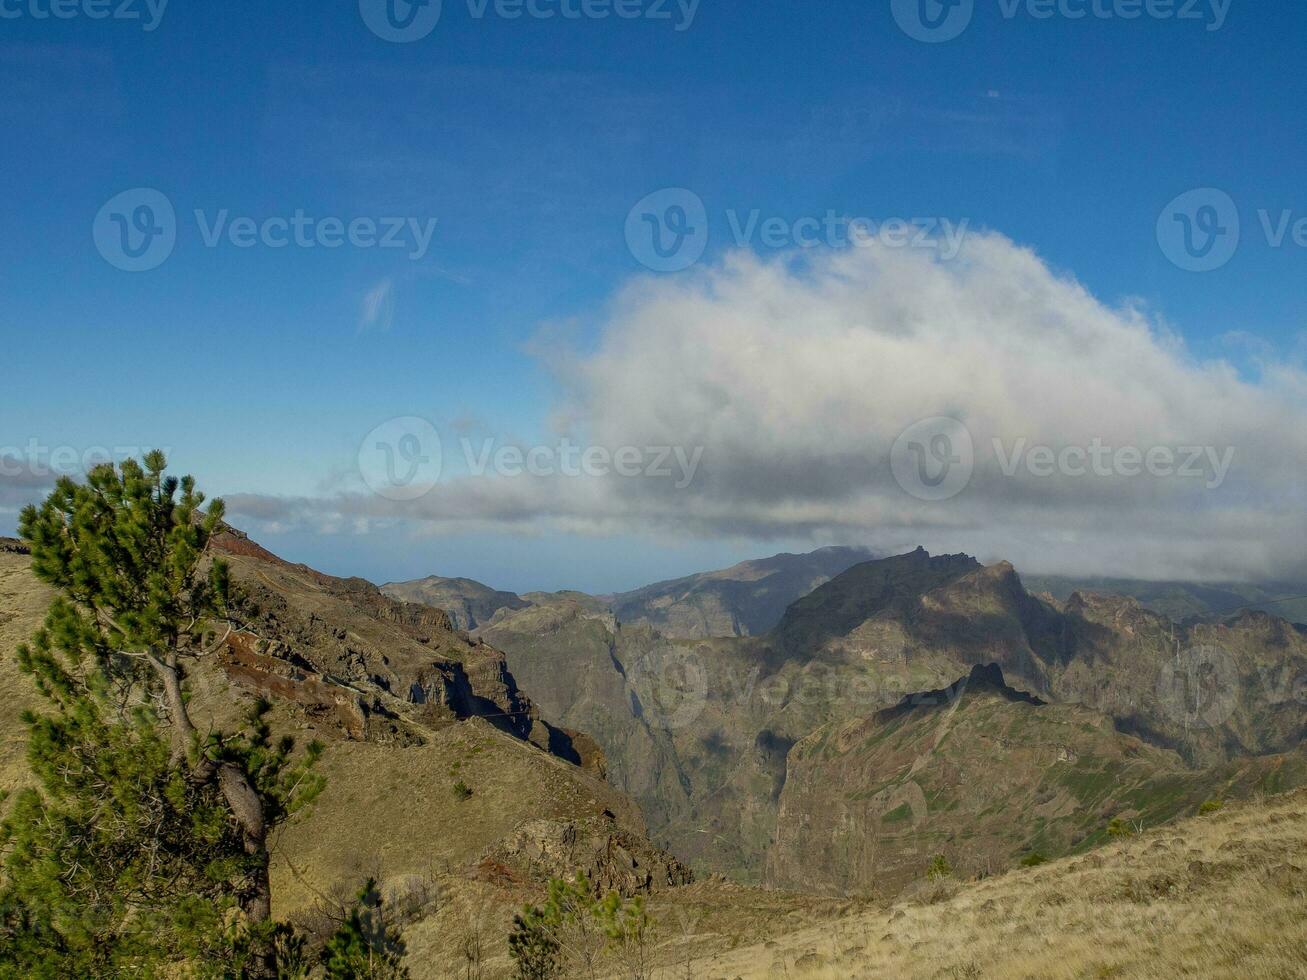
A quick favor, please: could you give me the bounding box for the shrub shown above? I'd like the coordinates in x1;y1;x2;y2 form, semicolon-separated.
453;780;473;801
1020;852;1049;867
508;872;652;979
321;878;409;979
926;854;953;881
1107;817;1140;839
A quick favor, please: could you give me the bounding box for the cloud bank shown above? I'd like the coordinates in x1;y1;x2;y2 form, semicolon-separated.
228;232;1307;582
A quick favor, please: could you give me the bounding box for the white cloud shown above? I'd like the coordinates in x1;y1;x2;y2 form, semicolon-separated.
359;278;395;331
231;232;1307;582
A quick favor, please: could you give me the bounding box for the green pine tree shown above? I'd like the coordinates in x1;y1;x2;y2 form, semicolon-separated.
0;453;324;977
508;872;652;980
321;878;409;979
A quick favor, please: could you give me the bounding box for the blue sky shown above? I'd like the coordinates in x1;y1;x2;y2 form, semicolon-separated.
3;1;1306;592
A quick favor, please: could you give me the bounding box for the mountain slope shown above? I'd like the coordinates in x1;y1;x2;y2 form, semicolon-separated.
380;574;529;631
769;663;1306;895
1028;573;1307;626
688;786;1307;978
0;534;698;979
384;545;877;643
609;545;876;639
473;547;1307;895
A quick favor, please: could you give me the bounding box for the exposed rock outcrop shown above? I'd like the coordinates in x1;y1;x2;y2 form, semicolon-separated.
480;817;694;896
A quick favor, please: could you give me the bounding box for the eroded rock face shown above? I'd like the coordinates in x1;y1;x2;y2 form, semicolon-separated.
767;663;1307;896
210;529;604;773
480;817;694;896
380;575;530;632
469;548;1307;893
610;546;877;640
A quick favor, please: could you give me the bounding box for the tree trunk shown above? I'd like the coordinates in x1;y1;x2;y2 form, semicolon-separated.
151;650;277;975
154;652;196;767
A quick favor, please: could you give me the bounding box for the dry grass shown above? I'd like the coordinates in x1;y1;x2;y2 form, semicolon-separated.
0;552;51;795
678;790;1307;979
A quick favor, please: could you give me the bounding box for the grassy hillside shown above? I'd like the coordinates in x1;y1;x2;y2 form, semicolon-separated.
684;787;1307;979
771;663;1307;896
0;543;709;979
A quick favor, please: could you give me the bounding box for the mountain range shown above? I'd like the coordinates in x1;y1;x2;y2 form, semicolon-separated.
5;534;1307;976
419;546;1307;897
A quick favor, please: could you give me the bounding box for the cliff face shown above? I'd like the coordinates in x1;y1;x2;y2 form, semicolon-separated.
380;575;530;631
463;548;1307;893
211;529;597;768
475;598;695;833
767;663;1307;895
609;545;877;639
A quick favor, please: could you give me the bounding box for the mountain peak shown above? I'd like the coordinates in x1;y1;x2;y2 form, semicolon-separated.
773;548;982;651
878;663;1047;721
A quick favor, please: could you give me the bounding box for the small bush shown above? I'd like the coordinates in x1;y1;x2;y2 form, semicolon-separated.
453;780;473;801
322;878;410;979
1106;817;1139;839
1198;798;1224;815
508;872;652;979
1019;852;1048;868
926;854;953;881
